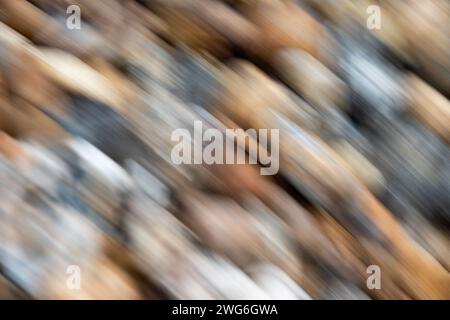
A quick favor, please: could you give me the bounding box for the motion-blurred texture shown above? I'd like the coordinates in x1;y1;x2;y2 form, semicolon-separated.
0;0;449;299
